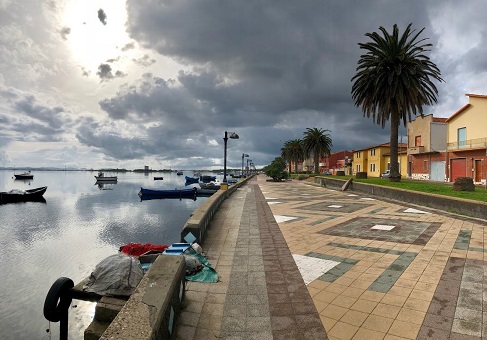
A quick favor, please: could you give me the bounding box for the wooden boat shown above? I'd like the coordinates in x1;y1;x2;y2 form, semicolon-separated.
14;171;34;180
176;171;183;175
200;175;216;183
94;171;118;182
0;186;47;204
154;177;164;180
138;187;197;199
185;176;199;184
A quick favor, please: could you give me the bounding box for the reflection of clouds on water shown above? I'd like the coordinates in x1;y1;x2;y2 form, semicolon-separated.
0;170;209;339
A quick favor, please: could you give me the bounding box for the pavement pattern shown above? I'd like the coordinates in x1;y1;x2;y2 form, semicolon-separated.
175;175;487;339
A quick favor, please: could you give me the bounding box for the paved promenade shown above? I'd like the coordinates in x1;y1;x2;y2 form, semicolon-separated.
175;174;487;339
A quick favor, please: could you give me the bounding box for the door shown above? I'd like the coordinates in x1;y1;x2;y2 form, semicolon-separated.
450;158;466;182
475;160;482;182
430;161;446;182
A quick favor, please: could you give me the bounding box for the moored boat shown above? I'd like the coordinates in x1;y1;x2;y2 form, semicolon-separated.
185;176;199;184
200;175;217;183
94;171;118;182
14;171;34;180
0;186;47;204
138;187;197;199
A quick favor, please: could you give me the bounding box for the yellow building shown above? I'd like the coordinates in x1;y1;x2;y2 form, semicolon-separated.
353;143;407;177
445;93;487;183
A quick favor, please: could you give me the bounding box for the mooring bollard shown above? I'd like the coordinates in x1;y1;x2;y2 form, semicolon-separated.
43;277;74;340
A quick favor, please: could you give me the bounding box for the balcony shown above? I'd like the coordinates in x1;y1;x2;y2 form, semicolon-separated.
447;137;487;151
408;146;425;154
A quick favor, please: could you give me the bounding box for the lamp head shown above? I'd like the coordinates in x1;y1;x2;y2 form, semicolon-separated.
244;154;249;157
228;132;239;139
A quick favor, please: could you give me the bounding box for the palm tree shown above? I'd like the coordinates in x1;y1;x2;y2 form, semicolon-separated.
351;23;443;182
281;139;304;174
302;128;332;174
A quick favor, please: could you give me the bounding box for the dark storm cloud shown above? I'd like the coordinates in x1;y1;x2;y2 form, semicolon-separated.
14;95;66;129
96;63;126;81
59;27;71;40
122;0;435;145
98;9;107;25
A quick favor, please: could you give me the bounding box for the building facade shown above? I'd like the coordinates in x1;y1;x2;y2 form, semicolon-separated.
353;143;407;178
407;114;448;181
445;94;487;184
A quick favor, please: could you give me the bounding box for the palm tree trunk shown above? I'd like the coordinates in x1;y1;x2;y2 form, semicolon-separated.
314;153;319;174
389;110;401;182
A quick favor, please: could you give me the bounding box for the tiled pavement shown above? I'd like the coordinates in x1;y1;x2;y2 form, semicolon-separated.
175;175;487;339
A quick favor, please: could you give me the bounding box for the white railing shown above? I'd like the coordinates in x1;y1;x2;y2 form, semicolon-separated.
447;137;487;150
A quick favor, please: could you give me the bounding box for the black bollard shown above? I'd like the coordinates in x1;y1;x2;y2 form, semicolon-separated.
43;277;74;340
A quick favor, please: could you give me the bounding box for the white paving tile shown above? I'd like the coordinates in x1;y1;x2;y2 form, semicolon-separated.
292;254;340;285
301;194;311;196
328;205;343;208
264;197;278;200
347;194;359;197
371;224;396;231
360;197;376;200
274;215;298;223
267;201;282;205
404;208;430;214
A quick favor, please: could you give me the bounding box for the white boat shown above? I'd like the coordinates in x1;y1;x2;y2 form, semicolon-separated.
94;171;118;182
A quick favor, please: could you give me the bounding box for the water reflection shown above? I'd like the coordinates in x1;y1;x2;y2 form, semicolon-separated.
0;170;212;339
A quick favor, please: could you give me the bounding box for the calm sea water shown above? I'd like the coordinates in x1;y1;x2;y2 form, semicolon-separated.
0;170;214;340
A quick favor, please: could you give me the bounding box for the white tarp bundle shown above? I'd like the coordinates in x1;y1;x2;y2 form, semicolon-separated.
83;253;144;296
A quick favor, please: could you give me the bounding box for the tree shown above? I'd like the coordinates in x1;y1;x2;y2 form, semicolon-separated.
302;128;332;174
264;157;288;181
351;23;443;182
281;139;304;174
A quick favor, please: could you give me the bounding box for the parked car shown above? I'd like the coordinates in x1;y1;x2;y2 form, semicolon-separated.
323;170;332;175
380;170;390;178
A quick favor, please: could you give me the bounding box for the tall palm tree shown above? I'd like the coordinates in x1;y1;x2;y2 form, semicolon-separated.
351;23;443;182
281;139;304;174
302;128;332;174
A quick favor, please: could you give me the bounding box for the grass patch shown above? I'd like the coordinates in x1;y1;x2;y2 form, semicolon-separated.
318;176;487;202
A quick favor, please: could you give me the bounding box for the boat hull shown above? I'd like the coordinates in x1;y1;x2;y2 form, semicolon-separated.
0;186;47;204
94;176;118;182
139;187;197;199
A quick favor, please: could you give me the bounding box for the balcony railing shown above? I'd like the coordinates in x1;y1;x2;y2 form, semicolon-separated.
447;137;487;150
408;146;425;154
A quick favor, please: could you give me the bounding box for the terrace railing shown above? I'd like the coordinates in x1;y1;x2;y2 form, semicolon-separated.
447;137;487;150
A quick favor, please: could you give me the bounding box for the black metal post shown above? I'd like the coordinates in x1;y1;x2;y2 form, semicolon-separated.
223;131;228;183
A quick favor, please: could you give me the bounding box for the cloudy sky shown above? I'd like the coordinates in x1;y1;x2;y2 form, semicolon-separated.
0;0;485;170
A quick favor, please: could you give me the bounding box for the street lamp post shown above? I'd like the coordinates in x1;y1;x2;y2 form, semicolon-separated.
241;154;249;177
223;131;239;183
247;159;252;176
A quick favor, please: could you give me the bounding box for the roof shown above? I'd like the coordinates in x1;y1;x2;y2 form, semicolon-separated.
432;117;447;123
465;93;487;99
353;142;407;152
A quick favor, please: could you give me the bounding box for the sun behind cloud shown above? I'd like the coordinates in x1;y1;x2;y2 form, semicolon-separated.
60;1;133;75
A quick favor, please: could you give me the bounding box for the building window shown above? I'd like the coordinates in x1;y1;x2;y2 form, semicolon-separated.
415;136;421;147
356;164;361;172
355;151;360;158
423;160;428;172
458;127;466;148
386;162;390;170
370;149;376;156
370;163;375;172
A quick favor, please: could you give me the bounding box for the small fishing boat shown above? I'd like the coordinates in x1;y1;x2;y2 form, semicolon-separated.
176;171;183;176
185;176;199;184
14;171;34;180
138;187;197;200
200;175;217;183
94;171;118;182
154;177;164;180
0;186;47;204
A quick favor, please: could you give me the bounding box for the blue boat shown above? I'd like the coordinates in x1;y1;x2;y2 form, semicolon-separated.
185;176;199;184
200;175;217;183
138;187;197;199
